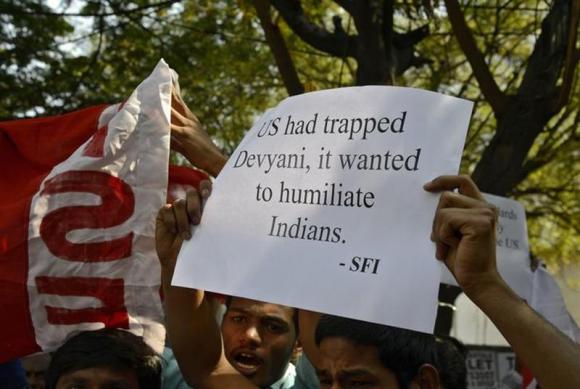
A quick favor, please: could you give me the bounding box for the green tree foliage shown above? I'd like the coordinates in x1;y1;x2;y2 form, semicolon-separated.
0;0;577;269
412;1;579;268
256;0;579;269
0;1;73;117
1;0;286;152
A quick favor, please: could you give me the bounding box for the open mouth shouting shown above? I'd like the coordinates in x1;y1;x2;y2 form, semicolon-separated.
231;350;264;376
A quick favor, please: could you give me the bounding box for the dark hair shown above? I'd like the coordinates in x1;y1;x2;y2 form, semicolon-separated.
224;296;299;336
435;336;467;389
45;328;162;389
315;315;439;388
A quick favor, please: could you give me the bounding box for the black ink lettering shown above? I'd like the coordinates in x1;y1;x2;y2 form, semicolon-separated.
267;215;343;244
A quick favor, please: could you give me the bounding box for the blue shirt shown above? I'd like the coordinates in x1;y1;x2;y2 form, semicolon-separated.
161;348;319;389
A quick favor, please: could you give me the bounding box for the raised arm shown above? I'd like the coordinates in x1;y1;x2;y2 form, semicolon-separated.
424;175;580;389
159;91;257;387
156;185;223;385
156;186;257;389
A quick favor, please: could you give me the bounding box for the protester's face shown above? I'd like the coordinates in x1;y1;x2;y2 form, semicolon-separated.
317;337;400;389
22;353;50;389
222;297;297;387
55;367;139;389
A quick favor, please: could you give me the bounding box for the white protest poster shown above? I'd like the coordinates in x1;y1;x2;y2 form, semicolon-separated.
173;86;473;333
440;194;532;300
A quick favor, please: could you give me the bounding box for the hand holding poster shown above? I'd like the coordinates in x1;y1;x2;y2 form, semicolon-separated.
173;86;473;333
440;194;533;301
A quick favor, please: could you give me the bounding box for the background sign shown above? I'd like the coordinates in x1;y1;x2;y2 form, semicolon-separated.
466;346;518;389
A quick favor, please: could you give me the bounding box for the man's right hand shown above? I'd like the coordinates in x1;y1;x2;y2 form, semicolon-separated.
155;180;212;273
425;175;580;389
423;175;502;298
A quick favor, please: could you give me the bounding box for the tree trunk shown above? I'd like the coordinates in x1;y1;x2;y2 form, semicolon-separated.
269;0;430;92
351;0;393;85
254;0;304;96
472;0;575;195
472;95;554;195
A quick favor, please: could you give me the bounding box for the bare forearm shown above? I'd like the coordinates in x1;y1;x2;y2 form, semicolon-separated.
182;144;226;177
469;279;580;389
162;266;222;385
171;132;227;177
205;152;227;176
424;175;580;387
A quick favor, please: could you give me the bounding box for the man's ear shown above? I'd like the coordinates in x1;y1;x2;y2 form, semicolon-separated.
292;339;304;361
411;364;441;389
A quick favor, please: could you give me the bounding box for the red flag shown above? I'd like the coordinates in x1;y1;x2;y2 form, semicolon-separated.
0;60;198;362
1;105;109;360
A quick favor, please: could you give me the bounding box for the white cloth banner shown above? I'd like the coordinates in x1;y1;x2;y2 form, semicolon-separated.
26;60;173;353
174;86;473;333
